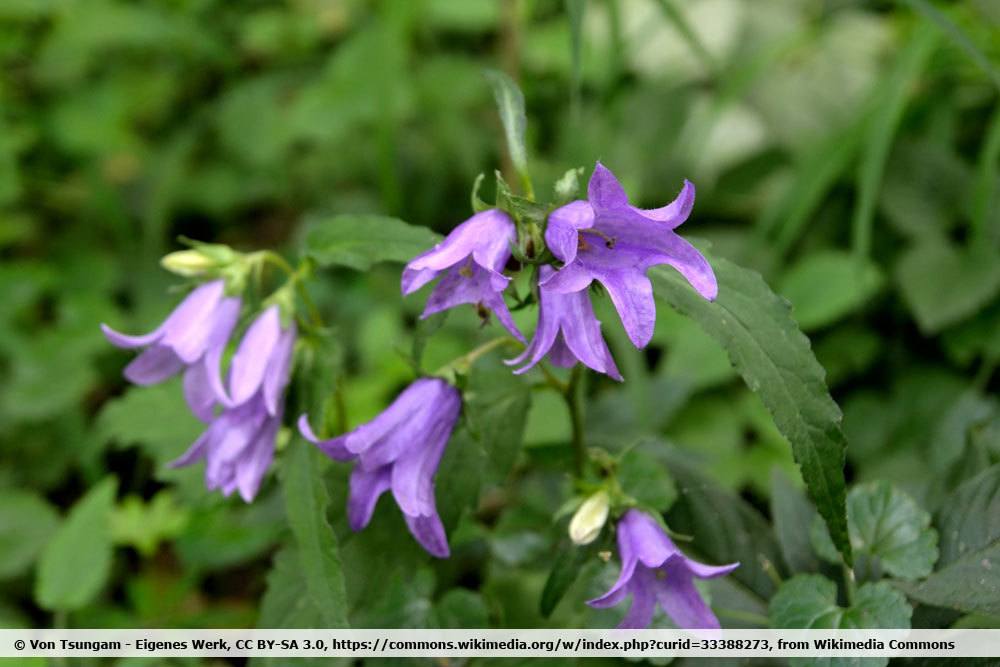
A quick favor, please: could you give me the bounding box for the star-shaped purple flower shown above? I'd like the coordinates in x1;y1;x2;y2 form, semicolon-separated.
402;209;524;342
299;377;461;558
505;266;621;380
171;305;296;502
101;279;241;421
542;163;716;349
589;509;738;631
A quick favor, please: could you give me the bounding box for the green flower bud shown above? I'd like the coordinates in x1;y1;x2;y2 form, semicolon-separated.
160;250;218;277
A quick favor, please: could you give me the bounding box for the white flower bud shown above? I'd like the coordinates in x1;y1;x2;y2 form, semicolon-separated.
569;490;610;545
160;250;217;277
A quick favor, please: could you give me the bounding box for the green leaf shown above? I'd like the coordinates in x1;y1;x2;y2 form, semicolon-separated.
652;256;852;564
110;491;188;557
257;545;322;628
898;464;1000;616
464;356;532;484
770;575;911;667
662;446;786;600
779;251;883;331
282;441;349;628
617;447;678;512
770;470;821;574
895;241;1000;334
0;490;60;580
434;589;489;628
540;538;599;618
302;214;442;271
483;69;530;190
812;481;938;580
35;477;117;612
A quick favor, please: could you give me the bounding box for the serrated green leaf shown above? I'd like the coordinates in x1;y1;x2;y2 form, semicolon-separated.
464;356;532;484
0;490;60;580
898;465;1000;616
770;575;911;667
434;589;489;628
779;251;883;331
282;441;349;628
257;545;323;628
110;491;188;557
811;481;938;580
652;256;851;565
35;478;117;611
302;214;441;271
895;241;1000;334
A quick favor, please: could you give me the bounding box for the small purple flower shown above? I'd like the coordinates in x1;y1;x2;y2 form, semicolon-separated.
101;279;241;421
170;305;296;502
589;509;738;631
542;163;716;349
402;209;524;342
298;377;461;558
505;266;621;380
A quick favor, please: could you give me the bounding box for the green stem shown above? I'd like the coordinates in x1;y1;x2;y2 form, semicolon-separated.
842;562;857;606
434;336;520;380
566;365;586;477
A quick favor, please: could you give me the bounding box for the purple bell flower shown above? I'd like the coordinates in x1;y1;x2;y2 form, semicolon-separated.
402;209;524;342
542;163;716;349
170;305;296;502
505;266;622;380
589;509;738;631
101;279;241;420
298;377;461;558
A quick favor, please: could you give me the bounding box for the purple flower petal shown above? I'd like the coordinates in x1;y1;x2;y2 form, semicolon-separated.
100;323;163;349
545;200;593;264
297;414;354;462
227;306;282;406
262;323;296;416
683;559;741;579
124;345;185;385
421;264;524;342
588;162;629;210
620;509;678;568
235;416;279;502
631;179;695;229
597;268;656;349
184;360;217;422
158;280;228;364
347;466;393;530
403;512;450;558
655;558;722;633
617;569;658;629
402;209;516;294
588;522;638;609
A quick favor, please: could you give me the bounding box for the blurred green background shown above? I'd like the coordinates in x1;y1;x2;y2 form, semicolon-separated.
1;0;998;649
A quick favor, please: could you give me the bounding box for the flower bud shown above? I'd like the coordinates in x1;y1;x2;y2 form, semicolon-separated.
569;489;610;545
161;250;218;277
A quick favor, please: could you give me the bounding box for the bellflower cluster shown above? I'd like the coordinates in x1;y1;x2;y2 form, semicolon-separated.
103;272;297;502
589;510;739;631
299;377;461;558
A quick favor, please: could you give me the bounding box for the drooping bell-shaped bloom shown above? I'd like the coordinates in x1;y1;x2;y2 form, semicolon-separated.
298;377;461;558
402;209;524;342
505;266;621;380
542;163;716;349
589;509;738;631
170;305;296;502
101;279;241;420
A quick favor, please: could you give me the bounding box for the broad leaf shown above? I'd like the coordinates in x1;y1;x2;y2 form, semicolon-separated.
617;447;678;512
662;446;785;600
540;538;605;618
770;574;911;667
0;490;59;579
434;589;489;628
898;465;1000;615
303;214;441;271
282;442;349;628
895;241;1000;334
812;481;938;580
464;356;532;484
770;470;821;574
257;545;322;628
652;256;852;564
778;251;883;331
35;478;117;611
